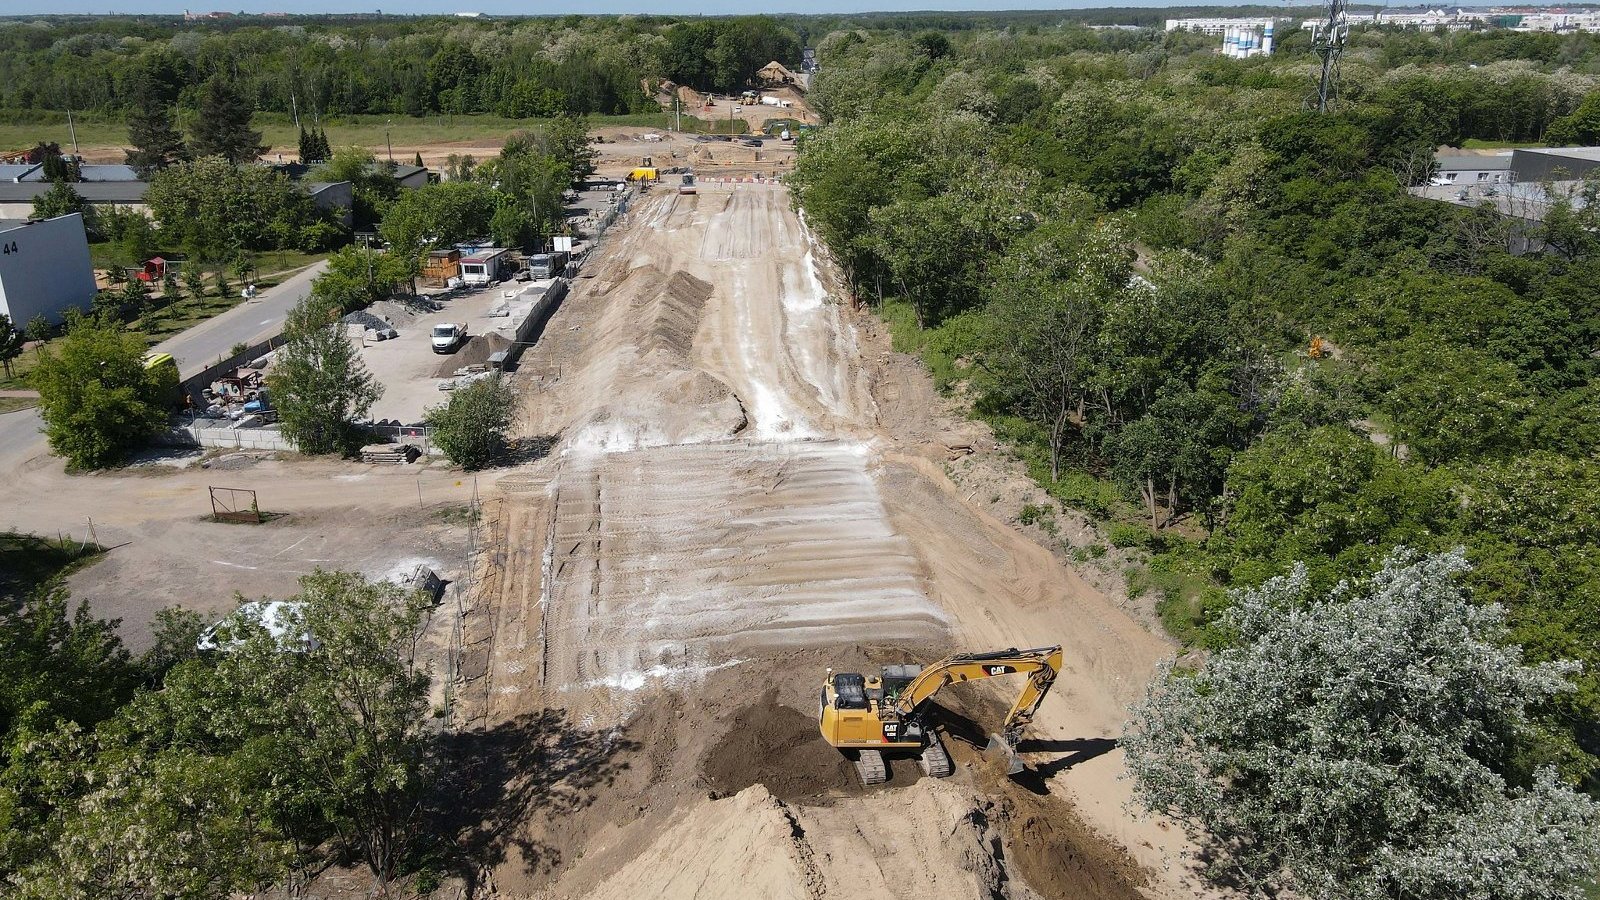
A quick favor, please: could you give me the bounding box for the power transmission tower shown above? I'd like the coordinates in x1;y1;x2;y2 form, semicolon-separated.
1310;0;1350;112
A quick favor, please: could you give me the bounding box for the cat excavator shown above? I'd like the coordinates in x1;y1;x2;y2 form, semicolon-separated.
818;646;1064;785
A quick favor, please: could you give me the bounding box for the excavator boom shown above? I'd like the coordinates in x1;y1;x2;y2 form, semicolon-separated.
892;646;1062;774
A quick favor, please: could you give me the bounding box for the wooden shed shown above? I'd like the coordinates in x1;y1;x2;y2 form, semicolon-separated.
422;249;460;285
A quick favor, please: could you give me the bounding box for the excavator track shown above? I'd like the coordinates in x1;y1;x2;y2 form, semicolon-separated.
854;749;888;785
918;732;954;778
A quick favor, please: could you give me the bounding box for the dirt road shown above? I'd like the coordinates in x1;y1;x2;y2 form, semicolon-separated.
452;185;1207;899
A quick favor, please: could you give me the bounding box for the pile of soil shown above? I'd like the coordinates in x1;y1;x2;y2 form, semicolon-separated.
702;692;862;803
434;332;510;376
641;271;714;359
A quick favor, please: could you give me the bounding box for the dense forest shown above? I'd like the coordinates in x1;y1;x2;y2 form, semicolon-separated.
0;14;806;119
790;22;1600;796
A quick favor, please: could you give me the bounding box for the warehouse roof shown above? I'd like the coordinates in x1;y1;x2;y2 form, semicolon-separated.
1519;146;1600;162
0;181;150;204
19;163;142;182
0;164;41;182
1436;154;1511;171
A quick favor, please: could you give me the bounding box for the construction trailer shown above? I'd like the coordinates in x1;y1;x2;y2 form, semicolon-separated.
458;247;508;286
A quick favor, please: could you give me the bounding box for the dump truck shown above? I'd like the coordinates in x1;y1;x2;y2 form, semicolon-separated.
818;646;1063;785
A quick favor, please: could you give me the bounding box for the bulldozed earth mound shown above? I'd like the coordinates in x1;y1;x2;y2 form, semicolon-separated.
435;332;512;376
568;771;1145;900
703;692;865;803
644;271;716;360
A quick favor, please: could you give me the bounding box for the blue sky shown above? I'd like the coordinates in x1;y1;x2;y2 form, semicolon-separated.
13;0;1270;15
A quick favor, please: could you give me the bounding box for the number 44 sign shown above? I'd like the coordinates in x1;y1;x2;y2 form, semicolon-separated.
1;241;18;255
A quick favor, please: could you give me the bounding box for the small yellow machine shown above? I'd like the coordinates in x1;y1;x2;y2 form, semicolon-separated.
818;646;1064;785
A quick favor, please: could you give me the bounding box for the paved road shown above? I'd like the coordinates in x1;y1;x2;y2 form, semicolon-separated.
154;260;328;378
0;260;328;469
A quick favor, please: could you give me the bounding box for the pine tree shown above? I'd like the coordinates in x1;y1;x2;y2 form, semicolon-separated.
297;125;317;164
314;127;332;164
413;151;424;168
189;76;266;164
124;72;186;177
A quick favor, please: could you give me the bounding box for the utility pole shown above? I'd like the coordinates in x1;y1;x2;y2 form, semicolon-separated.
1311;0;1350;112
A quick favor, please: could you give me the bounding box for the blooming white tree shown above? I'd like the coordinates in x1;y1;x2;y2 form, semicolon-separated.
1123;549;1600;899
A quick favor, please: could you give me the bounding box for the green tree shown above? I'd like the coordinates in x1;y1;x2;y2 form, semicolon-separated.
311;147;400;229
29;180;96;238
9;746;286;899
481;136;570;248
179;571;436;888
310;245;414;314
31;318;175;468
147;157;318;258
188;76;266;164
425;375;517;470
0;313;22;378
23;316;50;355
978;214;1121;480
265;296;382;455
160;266;179;301
378;180;497;258
1212;424;1457;588
275;571;434;887
182;264;207;299
1545;90;1600;146
1460;452;1600;786
114;211;157;271
1124;549;1600;899
3;571;434;894
123;69;187;177
1374;341;1533;465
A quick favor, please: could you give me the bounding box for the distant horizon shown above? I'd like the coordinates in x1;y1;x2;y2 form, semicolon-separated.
1;1;1568;18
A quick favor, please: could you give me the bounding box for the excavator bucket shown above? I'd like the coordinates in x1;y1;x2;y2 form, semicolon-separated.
985;733;1025;776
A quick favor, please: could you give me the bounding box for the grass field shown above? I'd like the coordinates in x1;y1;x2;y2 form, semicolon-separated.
0;110;733;155
1460;138;1544;149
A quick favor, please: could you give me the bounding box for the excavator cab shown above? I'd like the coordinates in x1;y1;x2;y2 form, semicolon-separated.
831;672;868;710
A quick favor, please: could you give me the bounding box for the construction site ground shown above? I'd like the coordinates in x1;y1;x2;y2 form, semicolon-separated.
447;183;1210;899
0;140;1206;896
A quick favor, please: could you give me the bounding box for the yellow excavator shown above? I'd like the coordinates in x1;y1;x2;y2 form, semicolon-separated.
818;646;1064;785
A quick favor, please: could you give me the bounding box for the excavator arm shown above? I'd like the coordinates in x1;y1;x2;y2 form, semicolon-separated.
889;646;1064;773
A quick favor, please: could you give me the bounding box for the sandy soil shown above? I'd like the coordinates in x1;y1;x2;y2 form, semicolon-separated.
442;185;1213;900
0;444;475;648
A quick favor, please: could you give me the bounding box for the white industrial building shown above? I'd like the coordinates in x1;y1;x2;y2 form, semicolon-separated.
0;213;97;326
1165;17;1284;56
1432;152;1513;186
1165;17;1279;34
